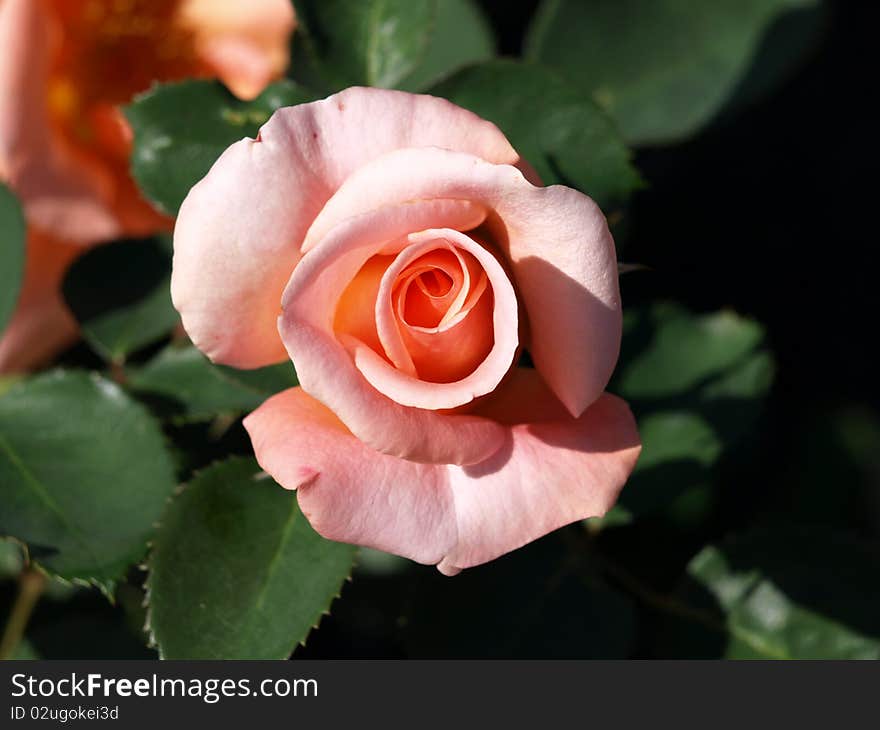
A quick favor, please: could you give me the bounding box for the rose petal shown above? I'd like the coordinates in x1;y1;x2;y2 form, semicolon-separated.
244;371;641;574
279;200;506;465
244;388;458;566
363;227;518;409
302;147;621;418
397;292;494;383
333;254;394;356
0;0;120;242
383;245;487;379
438;369;640;575
196;36;280;102
334;243;493;385
179;0;295;101
172;86;525;368
0;230;81;373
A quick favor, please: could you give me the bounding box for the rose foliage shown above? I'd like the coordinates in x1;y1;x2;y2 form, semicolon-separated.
3;0;878;661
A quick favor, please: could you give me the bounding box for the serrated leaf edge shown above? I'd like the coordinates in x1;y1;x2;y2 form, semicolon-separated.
142;456;355;659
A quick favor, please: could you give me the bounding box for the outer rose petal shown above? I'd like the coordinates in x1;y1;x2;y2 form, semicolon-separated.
0;230;80;373
0;0;119;242
179;0;295;101
2;0;292;247
244;389;458;566
244;371;641;574
440;369;640;575
302;147;621;417
172;87;526;368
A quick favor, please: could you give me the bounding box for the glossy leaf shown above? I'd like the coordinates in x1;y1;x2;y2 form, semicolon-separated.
0;375;24;397
616;305;766;399
292;0;434;90
147;457;356;659
126;79;315;216
606;303;774;524
127;344;298;423
62;238;178;363
0;182;26;333
430;59;640;212
0;371;176;587
526;0;824;145
660;529;880;658
398;0;495;91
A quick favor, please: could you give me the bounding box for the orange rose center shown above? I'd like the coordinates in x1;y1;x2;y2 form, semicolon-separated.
335;241;495;385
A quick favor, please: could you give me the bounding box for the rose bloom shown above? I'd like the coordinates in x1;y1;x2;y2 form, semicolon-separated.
173;87;641;574
0;0;295;371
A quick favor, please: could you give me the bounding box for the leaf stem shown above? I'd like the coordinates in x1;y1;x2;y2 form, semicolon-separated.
0;567;46;660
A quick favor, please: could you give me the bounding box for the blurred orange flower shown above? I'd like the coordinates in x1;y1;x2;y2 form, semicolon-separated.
0;0;296;371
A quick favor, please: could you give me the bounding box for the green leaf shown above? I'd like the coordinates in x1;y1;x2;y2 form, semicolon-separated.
606;303;774;524
0;182;26;333
62;237;178;364
0;375;24;398
126;79;315;216
526;0;824;145
0;371;176;587
147;457;356;659
292;0;435;90
660;529;880;658
429;59;640;212
617;304;766;400
127;344;298;423
398;0;495;91
636;412;722;471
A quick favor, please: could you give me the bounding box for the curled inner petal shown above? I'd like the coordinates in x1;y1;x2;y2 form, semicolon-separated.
371;238;494;384
174;88;521;370
343;227;518;411
397;249;462;329
299;147;622;417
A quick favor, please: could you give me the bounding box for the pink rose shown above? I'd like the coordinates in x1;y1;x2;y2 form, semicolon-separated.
0;0;296;372
172;87;641;574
